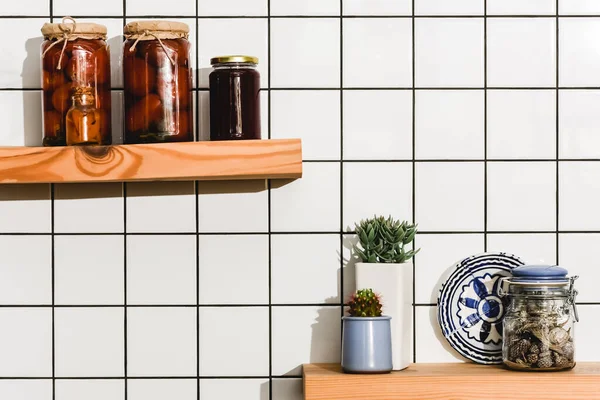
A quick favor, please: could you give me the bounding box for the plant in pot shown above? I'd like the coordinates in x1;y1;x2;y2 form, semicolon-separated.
341;288;392;374
352;215;419;371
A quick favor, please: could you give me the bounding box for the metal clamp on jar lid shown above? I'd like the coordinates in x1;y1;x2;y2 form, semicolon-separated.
499;265;579;322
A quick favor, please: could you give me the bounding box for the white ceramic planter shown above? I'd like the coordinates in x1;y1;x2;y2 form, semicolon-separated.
355;262;413;370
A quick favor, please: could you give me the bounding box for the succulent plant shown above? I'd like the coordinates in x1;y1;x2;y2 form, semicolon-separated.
353;215;420;264
347;288;383;317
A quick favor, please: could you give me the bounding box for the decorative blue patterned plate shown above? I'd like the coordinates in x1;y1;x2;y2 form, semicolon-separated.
437;252;525;364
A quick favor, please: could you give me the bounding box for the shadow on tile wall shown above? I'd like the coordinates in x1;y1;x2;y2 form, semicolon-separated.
23;36;44;147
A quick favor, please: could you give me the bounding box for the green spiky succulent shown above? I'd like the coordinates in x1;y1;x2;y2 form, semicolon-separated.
353;215;420;263
347;288;383;317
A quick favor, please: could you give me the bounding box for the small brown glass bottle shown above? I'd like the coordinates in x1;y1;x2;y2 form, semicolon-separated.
209;55;261;141
66;86;104;145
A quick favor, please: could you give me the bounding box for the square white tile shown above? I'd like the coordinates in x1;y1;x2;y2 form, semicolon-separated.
198;180;268;233
55;380;124;400
271;162;340;232
271;90;341;160
415;162;485;231
343;90;412;160
272;0;339;15
272;378;303;400
487;90;556;159
0;381;52;400
55;235;124;305
414;234;484;303
559;234;600;303
127;235;196;305
0;308;52;376
560;0;600;15
487;162;556;231
415;90;484;160
0;0;48;15
128;379;196;400
0;185;50;232
198;235;269;305
415;306;466;362
559;162;600;230
487;0;555;15
0;236;51;305
560;18;600;87
574;305;600;361
343;18;412;88
199;0;267;16
0;91;42;146
271;306;341;375
343;0;411;15
488;233;557;266
199;307;269;376
111;91;124;144
127;307;196;376
0;18;44;88
343;162;412;231
199;379;268;400
272;234;340;304
559;90;600;158
197;19;267;88
415;18;484;87
126;182;196;233
487;18;556;87
271;18;340;88
415;0;483;15
55;308;124;377
54;0;122;15
54;183;124;233
126;0;195;15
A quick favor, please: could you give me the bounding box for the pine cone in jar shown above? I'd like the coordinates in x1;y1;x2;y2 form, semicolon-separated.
562;342;575;360
537;354;553;368
549;327;570;346
156;66;191;110
126;94;162;133
124;56;156;97
52;83;73;113
553;351;570;368
528;343;540;355
526;352;539;364
509;339;531;360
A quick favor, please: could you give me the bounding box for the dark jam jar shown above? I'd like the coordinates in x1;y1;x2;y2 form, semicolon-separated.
209;56;261;141
40;17;112;146
123;21;193;144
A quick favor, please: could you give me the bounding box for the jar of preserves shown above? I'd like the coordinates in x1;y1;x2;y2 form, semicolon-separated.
123;21;193;144
499;265;579;371
41;17;111;146
209;55;261;141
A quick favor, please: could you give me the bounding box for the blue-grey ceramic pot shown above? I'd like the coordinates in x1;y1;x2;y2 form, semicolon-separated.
341;316;393;374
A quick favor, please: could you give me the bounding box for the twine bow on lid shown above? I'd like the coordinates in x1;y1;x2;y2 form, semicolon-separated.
128;29;176;66
42;16;77;70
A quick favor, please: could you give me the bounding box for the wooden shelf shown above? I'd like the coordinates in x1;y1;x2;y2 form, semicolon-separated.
303;363;600;400
0;139;302;184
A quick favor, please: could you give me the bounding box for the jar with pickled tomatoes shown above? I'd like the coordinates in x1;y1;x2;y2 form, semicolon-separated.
40;17;112;146
123;21;193;144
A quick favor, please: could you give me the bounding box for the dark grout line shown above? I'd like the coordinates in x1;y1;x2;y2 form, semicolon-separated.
555;0;561;265
339;0;345;348
6;14;600;19
411;0;417;364
7;230;600;235
267;2;273;399
0;303;345;308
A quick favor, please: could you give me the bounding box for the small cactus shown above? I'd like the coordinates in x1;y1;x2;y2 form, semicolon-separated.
347;288;383;317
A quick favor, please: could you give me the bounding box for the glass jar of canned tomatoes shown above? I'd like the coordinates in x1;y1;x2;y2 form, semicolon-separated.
40;17;112;146
123;20;193;144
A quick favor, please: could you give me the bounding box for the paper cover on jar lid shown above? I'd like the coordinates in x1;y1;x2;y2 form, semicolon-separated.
124;20;189;40
437;252;525;365
41;18;107;39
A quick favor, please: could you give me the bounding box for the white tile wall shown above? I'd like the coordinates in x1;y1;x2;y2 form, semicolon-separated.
1;2;600;400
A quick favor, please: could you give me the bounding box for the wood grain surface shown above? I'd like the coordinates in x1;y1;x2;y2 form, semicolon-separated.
303;363;600;400
0;139;302;184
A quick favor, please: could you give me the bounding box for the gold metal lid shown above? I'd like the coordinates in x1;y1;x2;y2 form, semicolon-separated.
210;55;259;65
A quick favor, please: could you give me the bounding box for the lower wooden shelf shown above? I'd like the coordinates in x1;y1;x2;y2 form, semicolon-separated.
303;363;600;400
0;138;302;184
